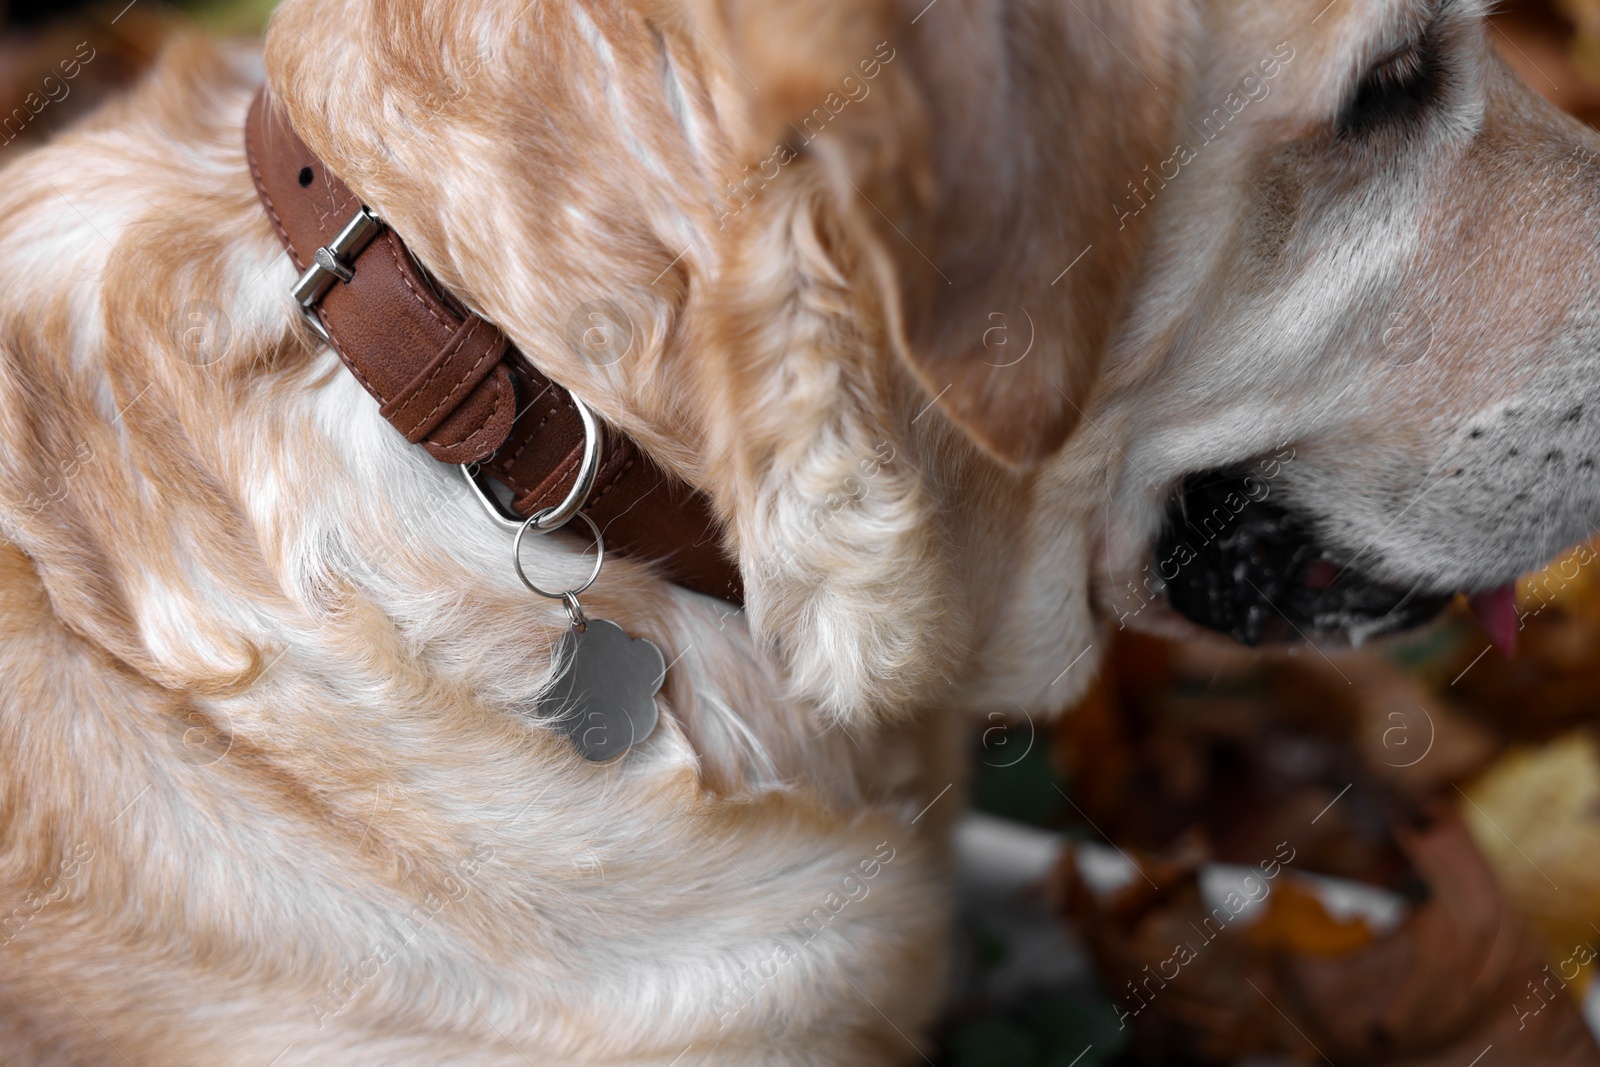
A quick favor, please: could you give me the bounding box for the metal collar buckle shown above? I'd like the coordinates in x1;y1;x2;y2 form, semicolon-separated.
292;205;381;342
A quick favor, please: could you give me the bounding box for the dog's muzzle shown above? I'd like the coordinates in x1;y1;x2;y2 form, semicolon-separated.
1156;468;1454;646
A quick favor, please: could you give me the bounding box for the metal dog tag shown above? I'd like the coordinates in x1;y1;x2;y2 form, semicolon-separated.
537;619;665;762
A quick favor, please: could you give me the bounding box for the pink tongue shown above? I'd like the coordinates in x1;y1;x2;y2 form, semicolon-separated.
1468;584;1520;658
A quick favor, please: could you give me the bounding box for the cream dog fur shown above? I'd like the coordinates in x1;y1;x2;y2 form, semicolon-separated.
0;0;1593;1063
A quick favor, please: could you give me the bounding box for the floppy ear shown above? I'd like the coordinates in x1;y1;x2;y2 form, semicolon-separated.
837;1;1181;468
645;0;1177;467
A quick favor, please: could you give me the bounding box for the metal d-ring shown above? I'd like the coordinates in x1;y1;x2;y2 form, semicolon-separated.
514;509;605;618
459;393;605;534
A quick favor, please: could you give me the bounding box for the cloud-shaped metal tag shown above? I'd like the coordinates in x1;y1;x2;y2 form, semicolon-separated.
537;619;664;762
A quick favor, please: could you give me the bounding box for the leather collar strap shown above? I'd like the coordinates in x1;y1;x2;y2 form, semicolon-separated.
245;90;740;602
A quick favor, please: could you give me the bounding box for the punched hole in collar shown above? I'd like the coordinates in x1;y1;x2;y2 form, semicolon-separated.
297;166;314;187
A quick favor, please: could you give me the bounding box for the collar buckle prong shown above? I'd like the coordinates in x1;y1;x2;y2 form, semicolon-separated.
291;205;381;308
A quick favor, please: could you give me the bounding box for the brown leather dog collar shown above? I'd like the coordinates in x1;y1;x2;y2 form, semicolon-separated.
244;90;739;603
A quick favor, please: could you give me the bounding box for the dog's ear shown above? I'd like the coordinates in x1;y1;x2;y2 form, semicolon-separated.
846;5;1176;468
637;0;1174;469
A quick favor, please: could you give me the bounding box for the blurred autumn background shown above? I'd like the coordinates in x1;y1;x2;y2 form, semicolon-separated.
3;1;1600;1065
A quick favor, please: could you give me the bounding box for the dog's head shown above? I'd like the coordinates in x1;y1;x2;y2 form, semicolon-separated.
251;0;1600;723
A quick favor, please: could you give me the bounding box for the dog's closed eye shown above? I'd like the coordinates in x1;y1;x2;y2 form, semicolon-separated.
1341;38;1445;137
1338;0;1469;140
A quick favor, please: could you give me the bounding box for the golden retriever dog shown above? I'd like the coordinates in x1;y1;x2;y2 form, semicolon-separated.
1;0;1595;1062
